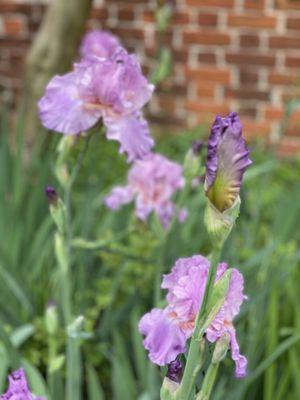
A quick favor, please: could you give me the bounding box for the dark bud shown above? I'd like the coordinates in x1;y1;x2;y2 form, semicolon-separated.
45;186;58;206
192;140;205;155
166;358;183;383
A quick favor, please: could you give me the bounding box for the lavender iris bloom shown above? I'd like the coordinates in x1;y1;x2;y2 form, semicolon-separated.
79;30;120;60
104;153;186;229
204;112;252;212
0;369;44;400
38;31;154;161
139;255;247;377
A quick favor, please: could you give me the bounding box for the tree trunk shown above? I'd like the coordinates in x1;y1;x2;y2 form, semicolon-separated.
22;0;93;143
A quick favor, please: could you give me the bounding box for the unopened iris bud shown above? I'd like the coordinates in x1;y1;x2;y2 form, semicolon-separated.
45;301;58;335
184;141;205;181
166;358;183;383
45;186;67;234
192;140;205;155
204;113;251;245
204;112;252;212
212;333;230;364
204;195;241;248
160;377;179;400
45;186;58;206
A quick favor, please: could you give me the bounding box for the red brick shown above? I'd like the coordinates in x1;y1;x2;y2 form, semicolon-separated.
0;38;30;49
275;0;300;10
0;3;32;13
142;11;189;24
183;30;231;45
226;52;276;67
287;18;300;31
240;34;260;47
198;52;217;64
142;11;155;23
225;87;270;101
268;72;298;85
269;36;300;49
228;14;277;29
172;12;190;25
264;106;284;120
3;16;27;38
242;120;271;139
186;101;230;114
173;50;189;63
117;8;134;21
287;124;300;137
186;0;234;6
240;70;259;84
186;67;231;84
285;57;300;68
90;8;108;20
109;27;144;40
157;95;177;113
198;13;218;27
239;107;257;118
0;63;23;79
148;113;185;128
158;84;187;97
197;82;216;99
244;0;267;9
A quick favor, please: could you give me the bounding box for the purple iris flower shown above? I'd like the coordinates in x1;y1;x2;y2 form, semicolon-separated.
104;153;186;229
38;31;154;162
79;30;120;60
204;112;252;212
139;255;247;378
0;368;44;400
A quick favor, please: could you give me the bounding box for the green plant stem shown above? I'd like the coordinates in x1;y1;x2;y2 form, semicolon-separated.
58;135;91;400
178;248;221;400
47;335;58;397
62;135;92;323
195;361;220;400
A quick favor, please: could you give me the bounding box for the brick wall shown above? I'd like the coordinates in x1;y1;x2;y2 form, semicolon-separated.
1;0;300;155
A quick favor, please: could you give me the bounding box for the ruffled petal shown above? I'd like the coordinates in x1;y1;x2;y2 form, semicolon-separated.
162;256;210;319
79;30;120;60
38;71;102;134
228;327;248;378
138;308;187;366
104;113;154;162
205;112;252;211
104;186;133;210
89;49;154;117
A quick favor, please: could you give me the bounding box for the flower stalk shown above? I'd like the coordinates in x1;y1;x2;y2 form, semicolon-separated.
195;362;219;400
47;134;91;400
177;248;222;400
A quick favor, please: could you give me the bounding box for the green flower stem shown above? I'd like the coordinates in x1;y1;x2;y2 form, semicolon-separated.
47;334;58;397
54;135;92;400
195;360;220;400
61;135;92;323
177;248;221;400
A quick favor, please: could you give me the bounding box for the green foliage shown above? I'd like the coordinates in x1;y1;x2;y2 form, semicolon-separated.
0;110;300;399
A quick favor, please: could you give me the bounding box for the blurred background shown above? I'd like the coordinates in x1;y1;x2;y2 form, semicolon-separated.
0;1;300;400
1;0;300;153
